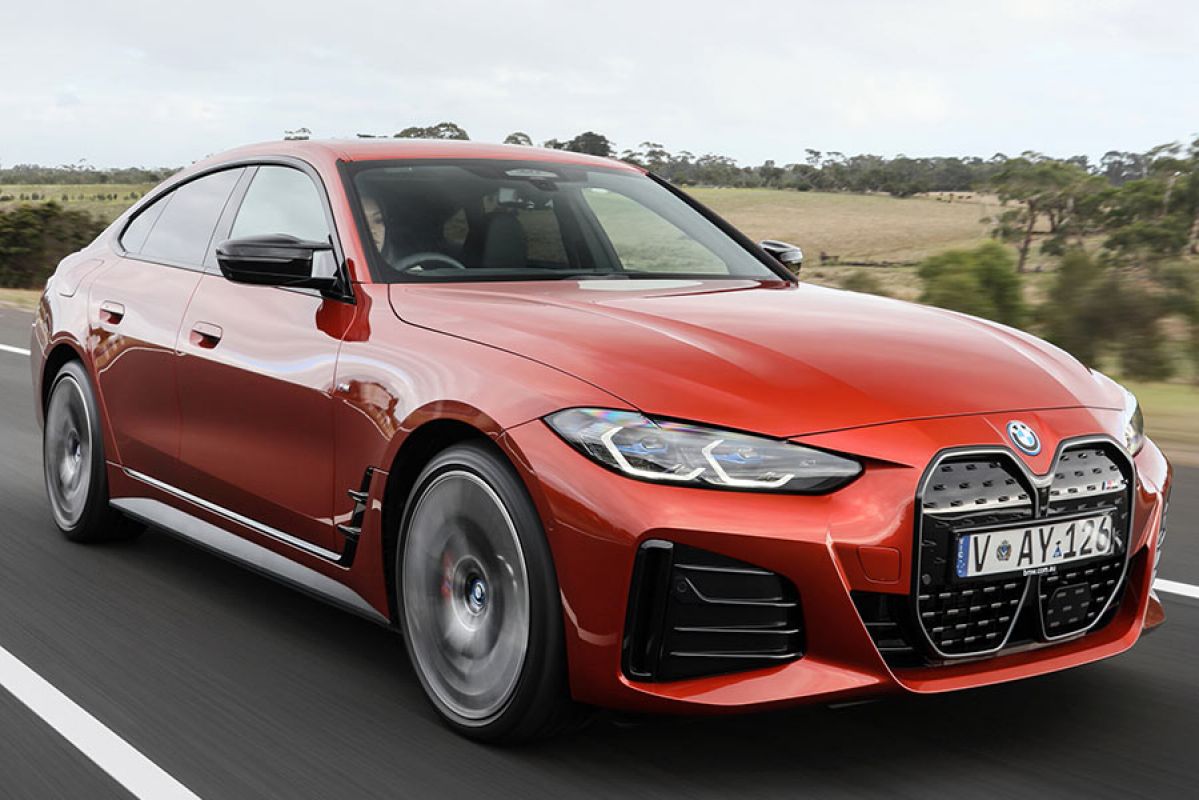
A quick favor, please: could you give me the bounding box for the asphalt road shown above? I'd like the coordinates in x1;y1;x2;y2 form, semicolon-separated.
0;304;1196;799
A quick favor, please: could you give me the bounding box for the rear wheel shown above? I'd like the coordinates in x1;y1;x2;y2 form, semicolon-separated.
43;361;142;542
397;442;579;743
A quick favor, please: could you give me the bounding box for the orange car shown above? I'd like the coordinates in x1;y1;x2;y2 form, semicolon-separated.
31;140;1171;742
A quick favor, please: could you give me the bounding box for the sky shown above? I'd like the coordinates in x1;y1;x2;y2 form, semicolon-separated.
1;0;1196;169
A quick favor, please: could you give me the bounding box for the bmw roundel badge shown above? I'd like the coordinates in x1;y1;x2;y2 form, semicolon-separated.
1007;420;1041;456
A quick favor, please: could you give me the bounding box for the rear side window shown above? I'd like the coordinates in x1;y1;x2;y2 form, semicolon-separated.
139;169;243;268
118;196;168;254
230;166;330;242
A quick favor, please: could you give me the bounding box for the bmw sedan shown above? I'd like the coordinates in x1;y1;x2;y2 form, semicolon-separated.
31;139;1172;742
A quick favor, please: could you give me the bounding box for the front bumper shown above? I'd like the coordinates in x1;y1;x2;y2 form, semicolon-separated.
501;405;1171;714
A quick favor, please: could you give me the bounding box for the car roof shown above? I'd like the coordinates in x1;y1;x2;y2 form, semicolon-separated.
196;138;645;174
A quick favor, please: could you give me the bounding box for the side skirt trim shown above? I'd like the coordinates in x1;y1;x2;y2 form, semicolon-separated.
111;496;388;625
123;469;343;562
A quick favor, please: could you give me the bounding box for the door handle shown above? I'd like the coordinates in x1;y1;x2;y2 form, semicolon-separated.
99;301;125;325
190;322;223;349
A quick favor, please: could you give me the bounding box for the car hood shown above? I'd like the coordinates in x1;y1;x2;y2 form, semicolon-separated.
388;279;1121;438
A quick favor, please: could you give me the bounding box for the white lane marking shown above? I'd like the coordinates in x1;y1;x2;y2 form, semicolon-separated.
0;644;201;799
1156;579;1199;600
0;343;31;356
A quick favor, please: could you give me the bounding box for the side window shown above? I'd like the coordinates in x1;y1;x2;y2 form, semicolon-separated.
119;195;169;254
230;166;330;242
581;187;728;274
139;169;244;268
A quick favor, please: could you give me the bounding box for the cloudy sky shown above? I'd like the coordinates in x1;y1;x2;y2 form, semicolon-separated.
2;0;1195;168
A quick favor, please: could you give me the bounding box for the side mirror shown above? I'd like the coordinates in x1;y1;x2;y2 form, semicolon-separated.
215;235;338;290
759;240;804;273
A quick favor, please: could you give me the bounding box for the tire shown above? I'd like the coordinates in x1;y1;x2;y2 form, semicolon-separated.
43;360;142;542
396;441;580;743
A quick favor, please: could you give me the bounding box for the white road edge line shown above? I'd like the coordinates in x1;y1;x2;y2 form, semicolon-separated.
0;343;31;356
0;644;201;799
1155;578;1199;600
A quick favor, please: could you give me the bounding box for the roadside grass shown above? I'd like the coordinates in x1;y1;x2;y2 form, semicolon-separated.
0;288;41;311
1125;381;1199;467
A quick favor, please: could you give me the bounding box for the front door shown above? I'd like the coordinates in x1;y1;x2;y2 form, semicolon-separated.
174;164;352;554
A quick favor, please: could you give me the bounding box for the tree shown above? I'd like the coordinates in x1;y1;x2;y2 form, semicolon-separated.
394;122;470;140
987;157;1099;272
543;132;613;157
620;141;671;171
503;132;533;146
1100;140;1198;262
283;127;311;140
1039;249;1109;364
560;131;614;158
917;242;1025;326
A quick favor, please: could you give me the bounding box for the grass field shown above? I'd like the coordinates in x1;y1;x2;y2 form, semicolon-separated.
0;288;40;311
692;188;997;263
693;187;1003;302
0;183;153;223
1126;381;1199;466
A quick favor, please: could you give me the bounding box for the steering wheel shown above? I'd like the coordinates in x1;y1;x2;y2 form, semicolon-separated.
394;252;467;274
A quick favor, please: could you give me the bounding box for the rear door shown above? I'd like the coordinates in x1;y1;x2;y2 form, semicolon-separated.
89;168;245;484
175;163;352;555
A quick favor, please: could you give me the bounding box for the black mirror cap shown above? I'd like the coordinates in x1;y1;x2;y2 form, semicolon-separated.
215;235;337;289
759;239;804;273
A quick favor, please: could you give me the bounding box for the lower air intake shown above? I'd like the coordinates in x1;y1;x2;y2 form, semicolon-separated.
623;540;804;681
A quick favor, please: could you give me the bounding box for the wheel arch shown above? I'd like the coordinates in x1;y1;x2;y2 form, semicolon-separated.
379;417;494;621
376;411;560;625
40;340;88;413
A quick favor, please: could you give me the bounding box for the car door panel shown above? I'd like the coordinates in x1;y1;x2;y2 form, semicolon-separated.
175;282;349;552
173;163;349;553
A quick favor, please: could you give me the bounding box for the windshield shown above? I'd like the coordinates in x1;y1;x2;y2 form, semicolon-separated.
346;160;784;282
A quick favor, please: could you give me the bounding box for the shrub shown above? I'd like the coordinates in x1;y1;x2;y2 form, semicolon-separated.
918;241;1025;326
839;270;890;297
0;202;105;289
1039;249;1175;379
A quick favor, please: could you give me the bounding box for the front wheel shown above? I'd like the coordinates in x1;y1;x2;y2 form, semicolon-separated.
397;442;580;743
43;360;141;542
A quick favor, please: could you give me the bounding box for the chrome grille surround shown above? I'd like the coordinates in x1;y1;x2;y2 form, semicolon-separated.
913;436;1135;660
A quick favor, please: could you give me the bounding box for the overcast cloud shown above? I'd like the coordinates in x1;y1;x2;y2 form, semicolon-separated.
1;0;1195;168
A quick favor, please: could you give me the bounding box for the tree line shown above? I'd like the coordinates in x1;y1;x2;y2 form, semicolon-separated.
0;162;174;185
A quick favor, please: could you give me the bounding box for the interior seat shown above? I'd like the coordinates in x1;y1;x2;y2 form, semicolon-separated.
479;212;528;268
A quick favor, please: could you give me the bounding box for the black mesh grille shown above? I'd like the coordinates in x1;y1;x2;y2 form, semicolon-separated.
858;440;1134;666
1036;445;1133;638
623;541;803;681
917;456;1039;656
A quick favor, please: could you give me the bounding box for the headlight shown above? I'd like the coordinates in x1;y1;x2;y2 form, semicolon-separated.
1120;388;1144;455
1091;371;1145;456
544;408;862;493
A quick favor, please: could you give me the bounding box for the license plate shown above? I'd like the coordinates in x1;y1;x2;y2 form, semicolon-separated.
955;513;1116;579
